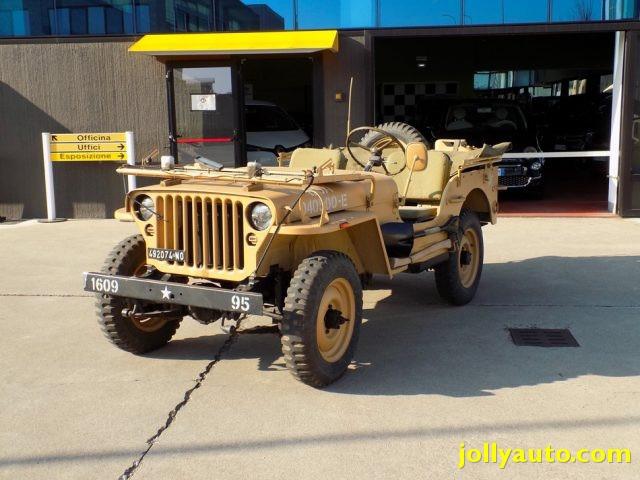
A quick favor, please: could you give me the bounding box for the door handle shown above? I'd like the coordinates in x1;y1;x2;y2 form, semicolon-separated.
632;119;640;144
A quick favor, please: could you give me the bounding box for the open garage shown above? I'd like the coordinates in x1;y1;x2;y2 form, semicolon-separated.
373;31;616;216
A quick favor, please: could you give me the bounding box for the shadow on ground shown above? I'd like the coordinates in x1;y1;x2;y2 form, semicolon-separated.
147;255;640;397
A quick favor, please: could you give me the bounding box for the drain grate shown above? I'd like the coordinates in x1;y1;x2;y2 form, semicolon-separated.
509;328;579;347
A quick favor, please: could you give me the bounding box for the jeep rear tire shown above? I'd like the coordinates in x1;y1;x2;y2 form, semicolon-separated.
434;210;484;305
281;251;363;387
96;235;182;354
359;121;427;148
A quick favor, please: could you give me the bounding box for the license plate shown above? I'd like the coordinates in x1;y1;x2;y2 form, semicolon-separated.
148;248;185;262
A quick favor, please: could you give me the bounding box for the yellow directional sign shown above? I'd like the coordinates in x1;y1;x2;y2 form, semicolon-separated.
51;152;128;162
50;133;126;143
50;142;126;153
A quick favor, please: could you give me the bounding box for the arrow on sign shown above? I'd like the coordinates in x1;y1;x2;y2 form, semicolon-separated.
51;135;58;142
50;152;128;162
50;142;128;153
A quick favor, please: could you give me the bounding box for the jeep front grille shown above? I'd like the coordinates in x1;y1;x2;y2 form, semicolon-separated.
156;195;244;271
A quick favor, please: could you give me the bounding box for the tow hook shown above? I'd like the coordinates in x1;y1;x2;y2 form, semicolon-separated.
122;303;183;322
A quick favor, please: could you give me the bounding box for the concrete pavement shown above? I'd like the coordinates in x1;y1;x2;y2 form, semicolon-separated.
1;218;639;479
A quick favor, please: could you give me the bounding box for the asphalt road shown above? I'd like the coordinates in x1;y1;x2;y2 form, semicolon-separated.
1;218;639;479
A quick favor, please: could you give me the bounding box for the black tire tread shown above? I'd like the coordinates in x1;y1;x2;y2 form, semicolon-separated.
434;210;484;306
96;234;181;354
281;251;362;388
360;121;427;148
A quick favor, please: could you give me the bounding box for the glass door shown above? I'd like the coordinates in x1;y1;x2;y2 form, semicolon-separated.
620;33;640;216
170;63;243;167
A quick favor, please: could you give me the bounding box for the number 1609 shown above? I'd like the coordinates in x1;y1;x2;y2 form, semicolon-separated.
90;277;119;294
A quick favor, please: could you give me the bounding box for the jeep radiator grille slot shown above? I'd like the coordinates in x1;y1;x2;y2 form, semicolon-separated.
156;195;244;271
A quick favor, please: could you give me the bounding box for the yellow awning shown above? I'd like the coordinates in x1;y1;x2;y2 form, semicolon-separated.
129;30;339;56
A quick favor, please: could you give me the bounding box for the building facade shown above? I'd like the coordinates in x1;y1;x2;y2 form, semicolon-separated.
1;0;640;218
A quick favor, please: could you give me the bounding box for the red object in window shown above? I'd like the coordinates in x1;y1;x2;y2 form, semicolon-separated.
177;137;233;144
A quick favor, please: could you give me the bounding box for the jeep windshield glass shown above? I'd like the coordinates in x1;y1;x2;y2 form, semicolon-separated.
245;105;299;132
444;104;526;132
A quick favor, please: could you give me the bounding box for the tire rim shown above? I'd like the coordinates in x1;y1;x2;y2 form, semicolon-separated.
458;228;480;289
128;263;168;332
316;277;356;363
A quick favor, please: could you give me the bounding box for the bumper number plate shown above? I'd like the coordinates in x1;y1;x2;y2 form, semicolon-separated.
148;248;185;262
83;272;263;315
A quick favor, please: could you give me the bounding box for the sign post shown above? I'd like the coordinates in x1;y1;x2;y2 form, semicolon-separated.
125;131;136;192
40;132;64;222
40;131;134;222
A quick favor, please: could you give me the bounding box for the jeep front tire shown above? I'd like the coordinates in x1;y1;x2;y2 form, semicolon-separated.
96;235;182;354
281;251;363;387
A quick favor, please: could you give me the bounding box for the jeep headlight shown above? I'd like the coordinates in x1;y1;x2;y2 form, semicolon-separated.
530;161;542;171
134;195;155;221
249;203;272;231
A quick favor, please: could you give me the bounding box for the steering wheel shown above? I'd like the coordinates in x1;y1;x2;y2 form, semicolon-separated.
346;126;407;176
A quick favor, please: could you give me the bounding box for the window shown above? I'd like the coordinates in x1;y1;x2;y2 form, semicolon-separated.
0;9;29;36
298;0;375;29
465;0;547;24
600;74;613;93
531;86;553;97
1;0;54;36
54;1;134;35
237;1;291;29
474;72;491;90
474;70;538;91
552;0;604;22
473;71;512;90
379;0;459;27
605;0;636;19
444;103;526;132
218;0;260;31
245;105;299;132
568;78;588;95
135;3;151;32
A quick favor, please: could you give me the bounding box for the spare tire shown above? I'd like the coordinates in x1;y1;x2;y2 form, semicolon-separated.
359;122;428;149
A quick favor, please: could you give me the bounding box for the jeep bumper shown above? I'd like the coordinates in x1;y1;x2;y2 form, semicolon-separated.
83;272;263;315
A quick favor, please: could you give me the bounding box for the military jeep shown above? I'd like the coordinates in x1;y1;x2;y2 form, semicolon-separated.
84;122;507;387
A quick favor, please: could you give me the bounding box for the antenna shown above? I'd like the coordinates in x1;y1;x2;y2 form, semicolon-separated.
346;76;354;142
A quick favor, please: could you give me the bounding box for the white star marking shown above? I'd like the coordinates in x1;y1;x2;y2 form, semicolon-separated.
160;286;172;300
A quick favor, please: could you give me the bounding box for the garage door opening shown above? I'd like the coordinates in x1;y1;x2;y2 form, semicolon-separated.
374;32;616;217
241;57;313;165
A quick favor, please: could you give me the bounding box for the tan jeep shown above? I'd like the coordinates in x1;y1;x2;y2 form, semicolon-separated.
84;122;507;387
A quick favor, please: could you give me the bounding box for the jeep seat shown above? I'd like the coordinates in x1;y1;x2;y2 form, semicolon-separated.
395;147;452;204
398;205;439;222
289;148;345;170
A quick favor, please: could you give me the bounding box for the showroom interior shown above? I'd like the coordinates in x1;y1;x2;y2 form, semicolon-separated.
373;31;616;215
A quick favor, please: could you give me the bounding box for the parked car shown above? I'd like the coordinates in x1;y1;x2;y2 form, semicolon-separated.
245;101;310;165
421;99;544;195
538;94;611;153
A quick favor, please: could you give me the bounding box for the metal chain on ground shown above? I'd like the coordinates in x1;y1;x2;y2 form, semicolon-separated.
118;316;244;480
